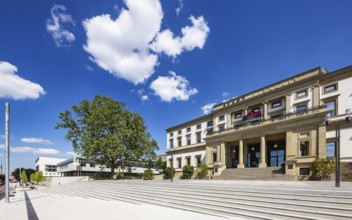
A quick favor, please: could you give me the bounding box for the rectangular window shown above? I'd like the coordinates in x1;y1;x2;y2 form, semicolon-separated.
271;101;281;108
324;84;337;93
170;132;174;137
177;137;182;147
196;155;202;166
186;157;191;165
325;100;336;116
169;139;174;148
299;141;309;156
177;158;182;168
212;153;217;163
196;124;201;130
80;163;86;167
186;135;191;145
196;132;201;143
296;90;307;98
207;121;213;127
178;130;182;135
296;105;307;113
251;107;260;112
90;163;95;167
326;142;336;158
219;125;225;132
219;115;225;121
300;168;310;175
186;127;191;132
234;113;242;119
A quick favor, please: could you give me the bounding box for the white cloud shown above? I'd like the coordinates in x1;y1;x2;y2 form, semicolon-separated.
11;146;60;155
0;144;4;149
150;71;198;102
83;0;162;85
66;151;75;155
222;91;229;98
151;15;210;58
141;95;149;101
21;138;53;145
201;103;216;114
175;0;184;16
0;61;46;100
47;4;76;47
83;0;210;86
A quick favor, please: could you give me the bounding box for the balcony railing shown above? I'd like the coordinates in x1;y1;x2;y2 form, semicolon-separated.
207;105;327;136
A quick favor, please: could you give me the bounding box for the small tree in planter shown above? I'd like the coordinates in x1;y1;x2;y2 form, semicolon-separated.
197;164;209;179
163;167;175;179
312;158;336;180
182;165;194;179
143;169;154;180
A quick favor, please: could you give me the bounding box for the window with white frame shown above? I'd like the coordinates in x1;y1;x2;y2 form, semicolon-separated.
177;137;182;147
196;132;201;143
296;90;307;99
323;83;337;93
271;101;281;108
186;135;191;145
219;115;225;121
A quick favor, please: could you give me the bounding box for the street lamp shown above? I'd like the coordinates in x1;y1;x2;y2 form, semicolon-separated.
325;109;351;187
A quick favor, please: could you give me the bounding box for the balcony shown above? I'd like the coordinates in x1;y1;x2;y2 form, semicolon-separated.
207;105;327;137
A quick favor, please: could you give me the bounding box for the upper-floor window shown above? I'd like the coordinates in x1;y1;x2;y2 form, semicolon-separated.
80;163;86;167
325;100;336;116
234;113;242;119
219;115;225;121
296;90;307;99
196;124;201;130
196;132;201;143
177;137;182;147
169;139;174;148
186;127;191;133
178;130;182;135
170;132;174;137
186;135;191;145
251;107;260;112
219;125;225;132
90;163;95;167
271;101;281;108
324;84;337;93
296;105;307;113
207;121;213;127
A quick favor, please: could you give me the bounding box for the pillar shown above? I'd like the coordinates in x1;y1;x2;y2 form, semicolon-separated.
313;85;320;107
205;146;212;165
263;102;268;120
259;136;267;167
318;125;327;158
220;143;226;166
216;144;220;162
238;139;244;168
285;95;291;114
243;141;248;167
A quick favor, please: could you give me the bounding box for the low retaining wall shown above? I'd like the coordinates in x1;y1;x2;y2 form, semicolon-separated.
45;176;89;187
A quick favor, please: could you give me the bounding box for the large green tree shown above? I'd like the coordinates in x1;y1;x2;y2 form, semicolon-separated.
56;95;159;177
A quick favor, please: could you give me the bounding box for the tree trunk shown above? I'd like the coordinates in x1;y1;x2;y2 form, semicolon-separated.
110;162;115;178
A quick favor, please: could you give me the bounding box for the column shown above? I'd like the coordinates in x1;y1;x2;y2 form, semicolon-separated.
259;136;267;167
243;141;248;167
220;143;226;166
205;146;212;165
263;102;268;120
238;139;244;168
285;94;291;114
216;144;220;162
318;125;327;158
244;108;248;116
313;86;320;108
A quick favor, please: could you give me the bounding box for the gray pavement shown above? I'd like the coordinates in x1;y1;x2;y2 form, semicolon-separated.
1;180;352;220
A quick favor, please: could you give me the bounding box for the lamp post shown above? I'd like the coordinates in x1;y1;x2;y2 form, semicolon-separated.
325;108;352;187
170;148;174;183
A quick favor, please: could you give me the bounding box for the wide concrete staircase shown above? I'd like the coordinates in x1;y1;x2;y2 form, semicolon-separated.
214;167;296;180
36;180;352;220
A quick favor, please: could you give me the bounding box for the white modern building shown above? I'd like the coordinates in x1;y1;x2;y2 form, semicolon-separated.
35;157;67;177
166;65;352;180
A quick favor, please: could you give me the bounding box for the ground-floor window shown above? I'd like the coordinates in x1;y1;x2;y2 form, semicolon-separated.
177;157;182;168
299;141;309;156
186;157;191;165
326;141;335;157
300;167;310;175
212;153;217;163
195;155;201;166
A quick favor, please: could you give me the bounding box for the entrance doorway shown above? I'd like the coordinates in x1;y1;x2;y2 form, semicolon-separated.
248;144;260;168
230;145;239;168
268;141;285;167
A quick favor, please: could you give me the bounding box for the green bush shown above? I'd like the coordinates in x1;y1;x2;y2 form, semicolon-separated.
163;167;175;179
312;158;336;180
182;165;194;179
143;169;154;180
197;164;209;179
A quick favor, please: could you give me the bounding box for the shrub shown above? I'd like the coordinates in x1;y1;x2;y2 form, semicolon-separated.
143;169;154;180
182;165;194;179
21;170;28;185
312;158;336;180
197;164;209;179
163;167;175;179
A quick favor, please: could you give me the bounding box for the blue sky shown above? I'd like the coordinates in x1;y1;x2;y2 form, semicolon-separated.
1;0;352;171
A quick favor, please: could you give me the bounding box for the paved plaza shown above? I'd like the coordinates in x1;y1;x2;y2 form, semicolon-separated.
1;180;352;220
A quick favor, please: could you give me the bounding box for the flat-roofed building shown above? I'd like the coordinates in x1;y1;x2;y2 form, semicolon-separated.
35;157;67;177
166;65;352;180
